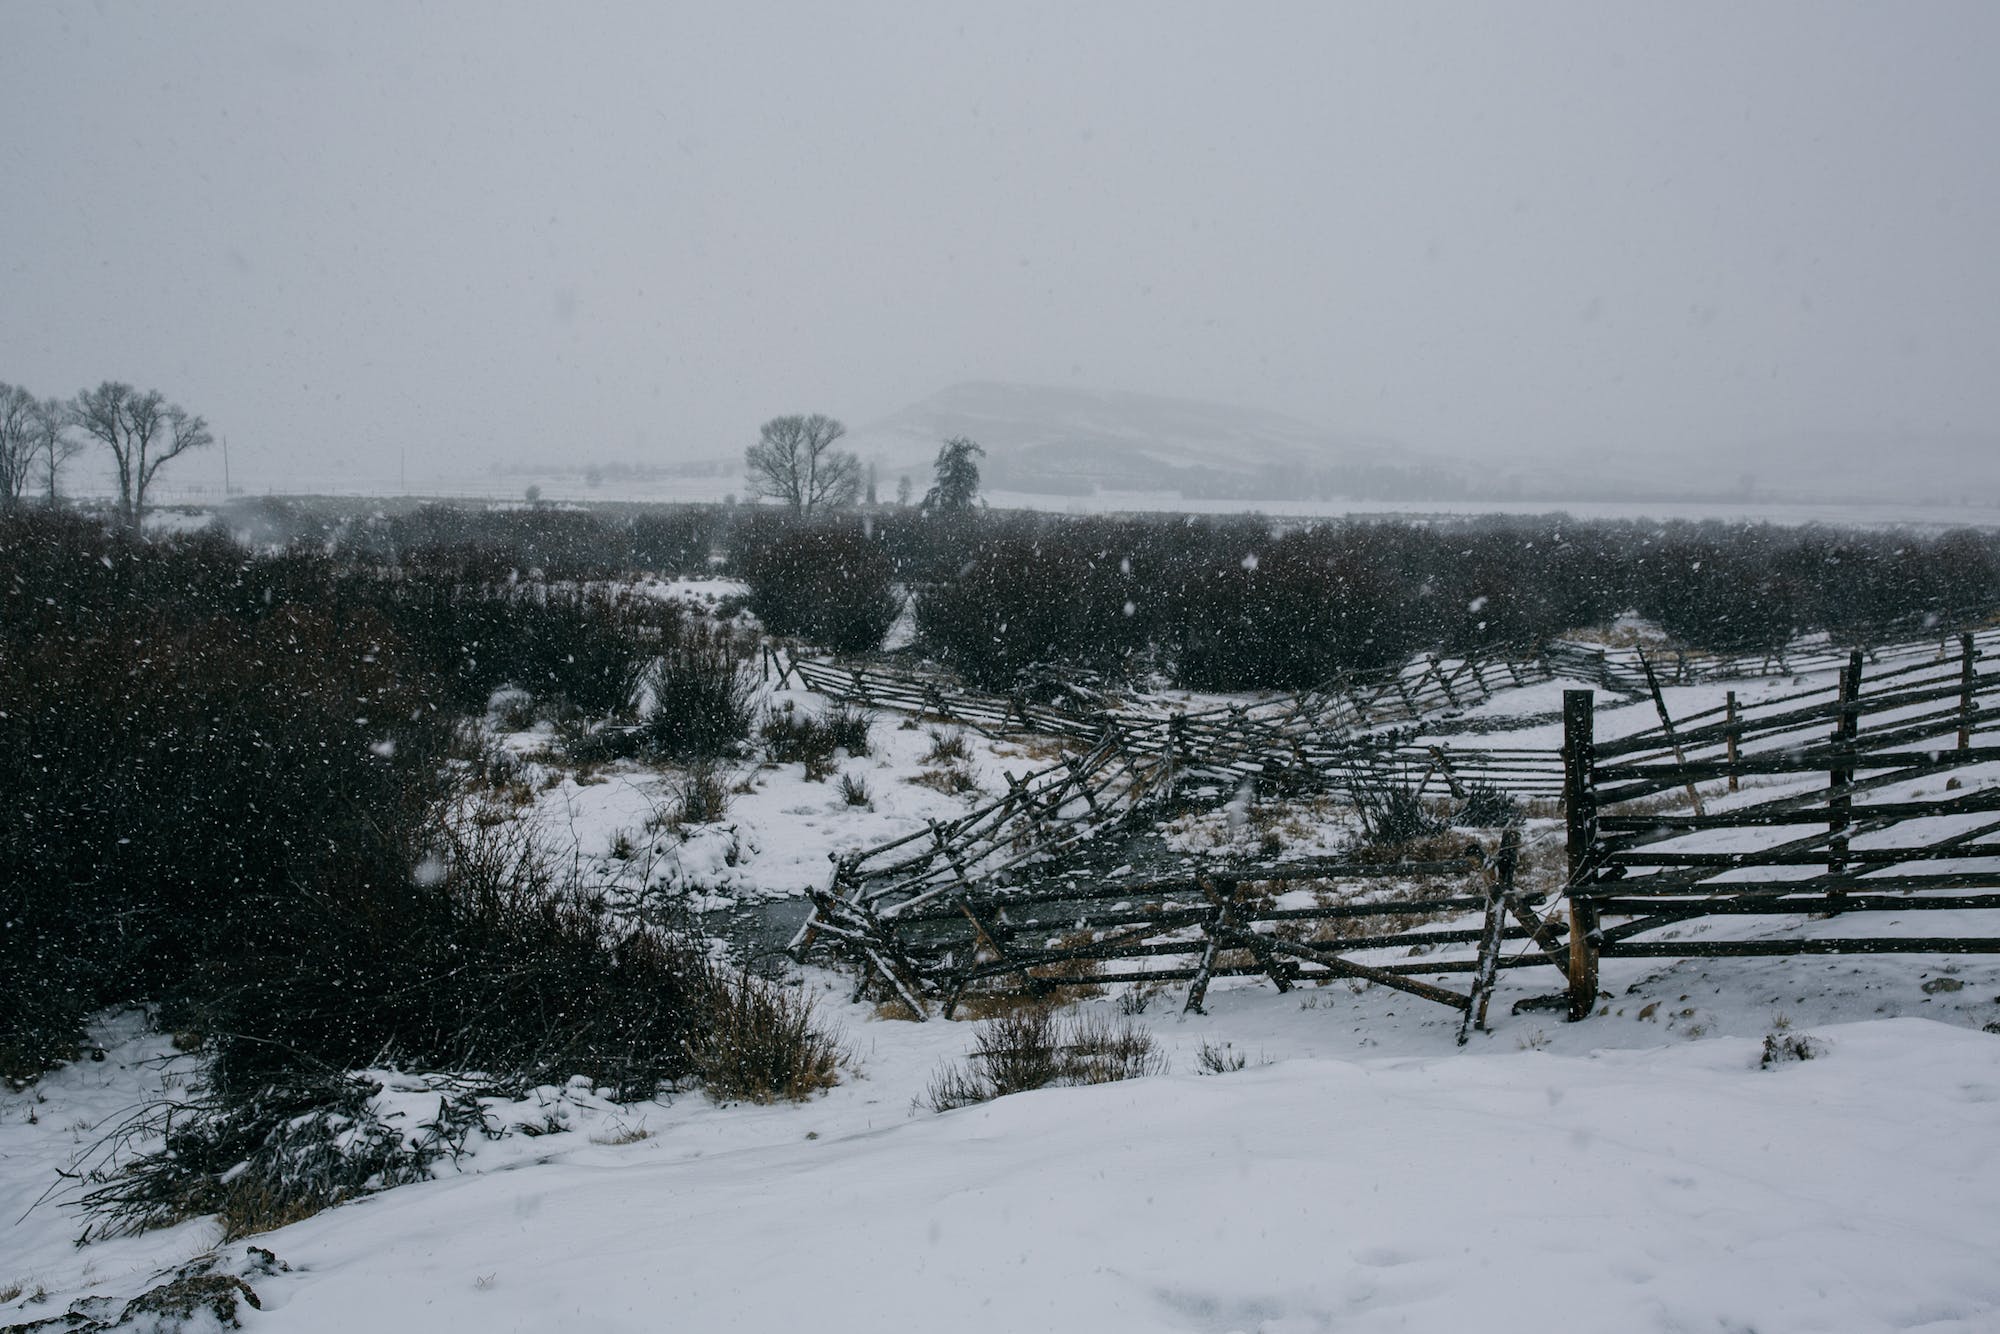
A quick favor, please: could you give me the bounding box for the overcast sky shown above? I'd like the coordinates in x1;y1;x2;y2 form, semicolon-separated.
3;1;1996;492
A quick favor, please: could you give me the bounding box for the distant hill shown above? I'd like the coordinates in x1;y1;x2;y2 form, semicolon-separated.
847;381;1473;502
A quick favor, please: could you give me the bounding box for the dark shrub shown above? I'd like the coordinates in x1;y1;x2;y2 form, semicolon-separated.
640;622;755;759
0;515;449;1078
79;1071;470;1240
371;582;665;716
1169;531;1416;690
687;969;842;1104
824;701;874;756
197;819;707;1098
760;702;872;766
675;760;732;825
913;536;1093;689
923;1008;1163;1112
1353;776;1450;849
628;505;725;575
740;523;901;653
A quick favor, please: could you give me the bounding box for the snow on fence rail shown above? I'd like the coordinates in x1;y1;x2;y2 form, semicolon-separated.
776;644;1556;746
1558;630;2000;1019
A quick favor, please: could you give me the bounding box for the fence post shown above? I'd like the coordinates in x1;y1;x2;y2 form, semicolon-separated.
1562;689;1599;1021
1827;649;1864;902
1460;827;1520;1045
1725;690;1740;793
1639;651;1707;817
1960;632;1977;752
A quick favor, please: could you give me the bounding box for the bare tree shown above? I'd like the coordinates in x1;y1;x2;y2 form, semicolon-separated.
69;381;214;528
743;413;860;514
0;382;36;509
34;396;82;503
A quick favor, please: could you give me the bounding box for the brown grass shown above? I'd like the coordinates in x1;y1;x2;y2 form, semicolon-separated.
690;970;844;1104
922;1005;1164;1111
908;764;979;796
589;1123;654;1146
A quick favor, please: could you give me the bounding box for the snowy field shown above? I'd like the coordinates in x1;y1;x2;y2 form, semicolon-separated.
9;968;2000;1332
7;622;2000;1333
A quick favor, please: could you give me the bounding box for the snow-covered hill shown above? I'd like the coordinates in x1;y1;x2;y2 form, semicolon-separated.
848;381;1464;502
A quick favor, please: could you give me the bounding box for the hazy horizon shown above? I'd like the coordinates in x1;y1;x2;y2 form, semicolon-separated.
5;2;1998;501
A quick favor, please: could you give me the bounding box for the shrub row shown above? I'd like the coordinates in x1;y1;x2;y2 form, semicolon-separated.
214;499;2000;687
224;496;732;581
737;511;2000;690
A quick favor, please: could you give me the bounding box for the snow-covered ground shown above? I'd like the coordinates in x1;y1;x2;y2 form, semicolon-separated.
9;957;2000;1332
9;657;2000;1332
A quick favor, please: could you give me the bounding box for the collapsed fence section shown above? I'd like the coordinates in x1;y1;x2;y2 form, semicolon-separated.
782;646;1553;751
1560;632;2000;1019
785;722;1182;969
782;645;1560;799
780;644;1571;991
804;833;1570;1042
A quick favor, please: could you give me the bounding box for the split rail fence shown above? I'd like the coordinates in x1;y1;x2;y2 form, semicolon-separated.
1561;631;2000;1018
1548;625;2000;694
802;832;1569;1043
781;623;2000;1031
777;646;1564;801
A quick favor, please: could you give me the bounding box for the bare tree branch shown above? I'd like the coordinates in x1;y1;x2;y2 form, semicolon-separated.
744;413;859;515
68;382;211;528
0;382;36;509
33;397;82;502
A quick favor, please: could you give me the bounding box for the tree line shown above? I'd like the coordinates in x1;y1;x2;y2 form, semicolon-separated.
0;378;212;527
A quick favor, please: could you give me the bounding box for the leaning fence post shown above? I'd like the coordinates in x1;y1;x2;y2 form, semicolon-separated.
1460;827;1519;1045
1827;649;1863;901
1960;632;1977;752
1639;651;1706;817
1562;689;1599;1021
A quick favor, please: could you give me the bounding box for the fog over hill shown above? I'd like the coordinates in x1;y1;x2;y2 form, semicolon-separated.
111;376;2000;519
848;383;2000;509
848;382;1471;503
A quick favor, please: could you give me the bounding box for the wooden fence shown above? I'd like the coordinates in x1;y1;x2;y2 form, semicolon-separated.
778;646;1565;800
804;831;1572;1042
1560;631;2000;1018
783;625;2000;1029
779;646;1551;748
1547;625;2000;694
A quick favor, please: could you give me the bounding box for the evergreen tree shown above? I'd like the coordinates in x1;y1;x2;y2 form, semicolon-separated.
923;436;984;513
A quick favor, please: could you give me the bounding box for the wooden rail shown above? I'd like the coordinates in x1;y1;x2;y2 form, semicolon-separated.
1559;629;2000;1018
804;831;1566;1038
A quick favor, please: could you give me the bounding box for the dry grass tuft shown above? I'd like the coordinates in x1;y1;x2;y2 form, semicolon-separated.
689;970;844;1104
909;763;979;796
922;1006;1164;1112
